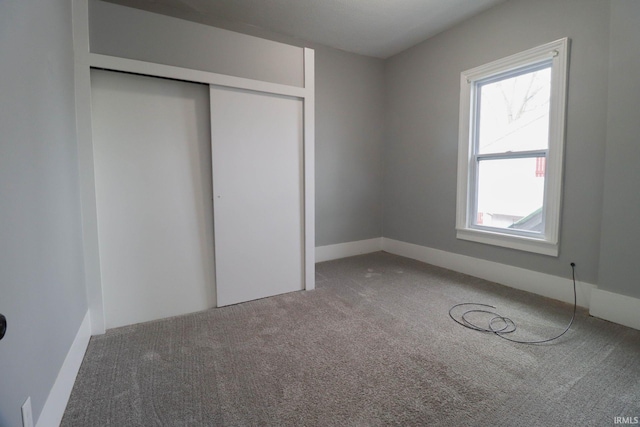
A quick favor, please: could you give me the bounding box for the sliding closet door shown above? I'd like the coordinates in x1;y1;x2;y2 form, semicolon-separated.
91;70;215;329
210;86;304;307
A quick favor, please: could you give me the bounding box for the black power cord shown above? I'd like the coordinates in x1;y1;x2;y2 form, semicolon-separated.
449;263;577;344
0;313;6;341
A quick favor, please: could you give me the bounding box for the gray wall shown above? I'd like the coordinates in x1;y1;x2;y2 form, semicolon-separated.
93;0;386;248
315;47;385;245
384;0;611;284
0;0;88;425
90;0;304;87
598;0;640;298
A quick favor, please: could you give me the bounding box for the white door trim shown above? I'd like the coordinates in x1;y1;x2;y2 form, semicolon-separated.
89;53;307;98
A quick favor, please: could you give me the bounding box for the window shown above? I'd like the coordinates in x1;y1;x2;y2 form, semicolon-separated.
456;38;569;256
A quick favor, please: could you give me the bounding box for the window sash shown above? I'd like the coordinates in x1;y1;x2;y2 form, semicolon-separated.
473;149;548;162
470;150;548;236
472;62;552;156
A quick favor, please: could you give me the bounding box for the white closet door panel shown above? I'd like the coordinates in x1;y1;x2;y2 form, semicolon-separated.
91;69;215;328
210;86;304;307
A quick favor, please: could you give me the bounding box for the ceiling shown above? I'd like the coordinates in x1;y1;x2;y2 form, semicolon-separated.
104;0;508;58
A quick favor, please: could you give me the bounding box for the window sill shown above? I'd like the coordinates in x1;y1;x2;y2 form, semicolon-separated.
456;227;558;257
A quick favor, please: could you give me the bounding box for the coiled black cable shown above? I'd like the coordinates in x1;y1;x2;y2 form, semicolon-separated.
448;263;577;344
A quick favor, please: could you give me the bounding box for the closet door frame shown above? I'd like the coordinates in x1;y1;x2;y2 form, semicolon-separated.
75;49;314;335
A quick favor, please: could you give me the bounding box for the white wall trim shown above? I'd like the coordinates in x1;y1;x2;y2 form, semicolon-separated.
73;0;106;335
316;238;383;263
89;53;308;99
381;238;595;308
303;48;316;290
589;289;640;331
36;311;91;427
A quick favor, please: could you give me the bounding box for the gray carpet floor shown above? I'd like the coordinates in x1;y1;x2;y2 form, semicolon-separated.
62;252;640;426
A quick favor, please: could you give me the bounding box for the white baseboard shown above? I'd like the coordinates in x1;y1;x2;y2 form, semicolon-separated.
589;289;640;331
381;238;595;308
315;237;639;332
315;238;382;263
37;310;91;427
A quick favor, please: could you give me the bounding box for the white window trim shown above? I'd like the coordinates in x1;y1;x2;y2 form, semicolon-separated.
456;38;570;257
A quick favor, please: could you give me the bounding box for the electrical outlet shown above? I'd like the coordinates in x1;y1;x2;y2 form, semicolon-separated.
21;397;34;427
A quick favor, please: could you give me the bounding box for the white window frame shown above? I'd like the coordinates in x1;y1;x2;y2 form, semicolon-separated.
456;38;570;257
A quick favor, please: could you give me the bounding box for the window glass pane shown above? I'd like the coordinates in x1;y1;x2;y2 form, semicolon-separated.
477;66;551;154
475;157;545;232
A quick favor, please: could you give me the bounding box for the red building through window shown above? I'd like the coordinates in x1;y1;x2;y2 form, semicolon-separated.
535;157;546;177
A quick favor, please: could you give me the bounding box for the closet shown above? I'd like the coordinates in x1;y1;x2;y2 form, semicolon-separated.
74;0;314;333
90;63;311;329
